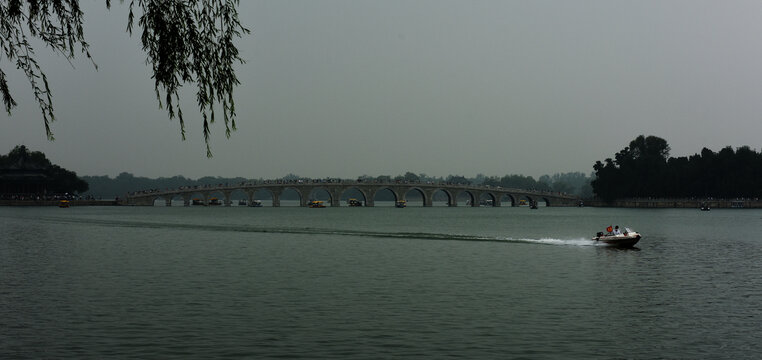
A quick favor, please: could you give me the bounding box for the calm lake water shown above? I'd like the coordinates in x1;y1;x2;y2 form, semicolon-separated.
1;205;760;359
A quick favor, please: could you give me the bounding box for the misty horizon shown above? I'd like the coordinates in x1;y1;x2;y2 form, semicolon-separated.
3;1;762;180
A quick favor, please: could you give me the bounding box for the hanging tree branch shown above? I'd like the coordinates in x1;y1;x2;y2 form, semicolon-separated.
0;0;249;156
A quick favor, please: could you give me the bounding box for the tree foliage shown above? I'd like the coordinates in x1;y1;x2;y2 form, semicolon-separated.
482;174;550;191
0;145;89;193
0;0;249;156
592;135;762;200
539;172;593;198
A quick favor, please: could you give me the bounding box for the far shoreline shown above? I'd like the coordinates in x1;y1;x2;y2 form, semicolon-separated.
0;199;122;207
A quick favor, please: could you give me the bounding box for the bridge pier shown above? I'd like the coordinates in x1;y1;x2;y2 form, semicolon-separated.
471;191;481;207
245;191;255;206
299;194;308;207
330;188;341;207
223;190;232;206
422;189;435;207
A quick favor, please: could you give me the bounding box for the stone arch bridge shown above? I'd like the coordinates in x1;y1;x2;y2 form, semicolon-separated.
126;181;580;207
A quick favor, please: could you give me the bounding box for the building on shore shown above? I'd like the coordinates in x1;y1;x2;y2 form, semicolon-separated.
0;157;48;196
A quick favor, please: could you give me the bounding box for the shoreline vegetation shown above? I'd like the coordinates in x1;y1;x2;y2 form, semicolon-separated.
0;199;120;206
592;135;762;201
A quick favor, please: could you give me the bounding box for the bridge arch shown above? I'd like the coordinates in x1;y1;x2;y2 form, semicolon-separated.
372;187;399;206
456;190;476;207
167;193;187;206
152;195;168;206
516;195;534;207
307;187;334;206
252;188;274;207
479;192;498;207
539;197;550;207
402;187;426;207
229;189;248;206
500;193;516;207
431;189;453;207
207;190;226;206
279;187;303;207
339;186;368;206
187;191;208;206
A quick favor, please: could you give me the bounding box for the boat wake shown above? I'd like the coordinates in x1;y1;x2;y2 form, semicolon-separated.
32;215;598;246
505;237;599;247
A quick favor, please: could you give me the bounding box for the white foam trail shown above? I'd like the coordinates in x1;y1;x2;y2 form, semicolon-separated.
499;237;599;246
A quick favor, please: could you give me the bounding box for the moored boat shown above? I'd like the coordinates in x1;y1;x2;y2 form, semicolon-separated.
395;200;407;208
593;227;641;248
58;199;70;208
250;200;263;207
308;200;326;208
347;198;363;207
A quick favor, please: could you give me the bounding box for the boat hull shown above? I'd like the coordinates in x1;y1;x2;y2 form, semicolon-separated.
593;233;641;248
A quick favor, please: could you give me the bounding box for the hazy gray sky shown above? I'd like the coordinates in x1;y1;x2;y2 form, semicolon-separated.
3;0;762;180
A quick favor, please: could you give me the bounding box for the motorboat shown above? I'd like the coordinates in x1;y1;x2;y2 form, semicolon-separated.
209;197;222;206
593;227;641;248
250;200;263;207
58;199;70;208
395;200;407;208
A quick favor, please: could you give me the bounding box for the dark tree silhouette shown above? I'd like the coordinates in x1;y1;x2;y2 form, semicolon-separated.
0;145;88;194
592;135;762;200
0;0;249;156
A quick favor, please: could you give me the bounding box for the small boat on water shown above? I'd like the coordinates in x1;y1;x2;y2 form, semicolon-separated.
347;198;363;207
58;200;70;208
593;227;641;248
395;200;407;208
209;197;222;206
250;200;263;207
308;200;326;208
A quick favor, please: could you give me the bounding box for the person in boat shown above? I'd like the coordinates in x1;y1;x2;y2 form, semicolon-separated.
614;226;621;235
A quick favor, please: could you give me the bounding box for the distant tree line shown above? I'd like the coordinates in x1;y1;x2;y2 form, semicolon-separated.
82;172;251;199
592;135;762;201
83;171;592;199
